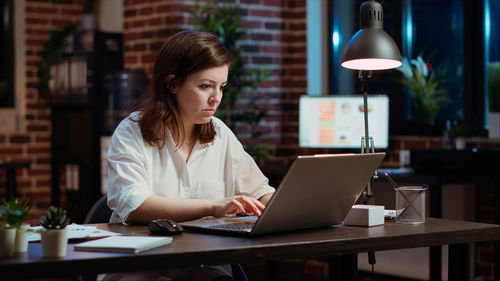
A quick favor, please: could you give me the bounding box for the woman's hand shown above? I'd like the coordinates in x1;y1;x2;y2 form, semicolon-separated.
212;195;266;217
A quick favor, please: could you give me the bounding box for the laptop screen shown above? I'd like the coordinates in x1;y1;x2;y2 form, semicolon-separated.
299;95;389;149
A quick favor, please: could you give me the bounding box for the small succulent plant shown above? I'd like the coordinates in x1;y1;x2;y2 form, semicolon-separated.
40;206;70;230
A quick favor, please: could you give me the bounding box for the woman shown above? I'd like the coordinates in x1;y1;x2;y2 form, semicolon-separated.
106;30;275;280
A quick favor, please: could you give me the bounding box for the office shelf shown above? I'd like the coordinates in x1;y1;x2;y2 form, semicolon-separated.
50;30;122;223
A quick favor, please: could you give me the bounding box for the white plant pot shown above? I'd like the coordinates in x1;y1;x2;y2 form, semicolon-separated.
41;228;68;258
14;224;30;253
455;137;466;150
0;228;16;258
81;14;97;30
488;112;500;139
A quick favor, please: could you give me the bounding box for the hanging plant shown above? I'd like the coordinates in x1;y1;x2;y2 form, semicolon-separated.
36;24;75;108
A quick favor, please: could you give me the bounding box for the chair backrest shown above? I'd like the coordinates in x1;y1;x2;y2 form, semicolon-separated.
84;195;112;224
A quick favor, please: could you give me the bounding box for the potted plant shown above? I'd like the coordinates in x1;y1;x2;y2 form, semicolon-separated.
37;24;76;108
396;55;449;127
82;0;97;30
0;205;16;258
0;199;32;257
450;122;472;150
39;206;70;258
488;61;500;139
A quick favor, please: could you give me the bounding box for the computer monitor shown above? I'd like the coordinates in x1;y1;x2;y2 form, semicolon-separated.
299;95;389;149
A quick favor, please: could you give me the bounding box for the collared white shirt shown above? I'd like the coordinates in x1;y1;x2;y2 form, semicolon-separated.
107;112;275;223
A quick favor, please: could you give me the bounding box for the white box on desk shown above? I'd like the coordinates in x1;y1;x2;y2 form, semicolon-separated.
344;204;384;227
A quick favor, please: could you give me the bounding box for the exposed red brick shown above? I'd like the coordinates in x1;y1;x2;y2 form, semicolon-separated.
10;136;32;143
141;30;156;39
26;39;47;46
250;8;274;17
251;33;273;41
9;158;33;165
35;179;51;187
263;0;282;7
0;148;23;154
26;18;49;25
51;19;75;26
15;180;32;188
157;4;173;13
36;7;58;14
149;17;162;26
265;22;284;30
124;9;137;17
243;20;261;29
164;15;185;25
124;33;141;41
289;22;306;30
141;54;156;63
124;55;138;64
26;125;49;132
28;168;51;176
288;0;306;8
132;20;147;28
140;7;154;15
34;136;50;143
36;158;51;164
61;8;81;15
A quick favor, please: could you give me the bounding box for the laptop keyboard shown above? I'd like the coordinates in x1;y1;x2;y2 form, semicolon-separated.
209;221;254;232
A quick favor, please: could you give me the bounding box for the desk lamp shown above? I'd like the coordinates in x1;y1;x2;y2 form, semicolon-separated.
341;0;402;205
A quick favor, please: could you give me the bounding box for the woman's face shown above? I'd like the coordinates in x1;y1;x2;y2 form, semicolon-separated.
172;65;228;127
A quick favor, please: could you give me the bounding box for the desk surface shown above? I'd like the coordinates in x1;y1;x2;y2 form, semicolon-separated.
2;218;500;278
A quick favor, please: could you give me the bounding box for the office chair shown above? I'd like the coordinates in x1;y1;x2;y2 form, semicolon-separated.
83;195;248;281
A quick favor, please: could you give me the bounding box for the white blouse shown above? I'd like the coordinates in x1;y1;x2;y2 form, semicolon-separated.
106;113;275;223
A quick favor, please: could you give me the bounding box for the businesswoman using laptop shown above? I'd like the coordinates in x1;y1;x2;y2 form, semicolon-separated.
105;30;275;280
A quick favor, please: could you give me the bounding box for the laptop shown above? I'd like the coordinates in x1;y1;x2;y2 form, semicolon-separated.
180;153;386;236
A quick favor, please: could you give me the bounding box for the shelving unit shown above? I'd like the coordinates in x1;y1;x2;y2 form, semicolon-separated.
50;30;122;223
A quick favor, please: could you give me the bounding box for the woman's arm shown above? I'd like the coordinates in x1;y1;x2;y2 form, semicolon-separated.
258;192;274;205
126;193;267;224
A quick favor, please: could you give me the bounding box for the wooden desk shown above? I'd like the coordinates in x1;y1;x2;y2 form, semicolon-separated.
1;218;500;280
381;168;500;280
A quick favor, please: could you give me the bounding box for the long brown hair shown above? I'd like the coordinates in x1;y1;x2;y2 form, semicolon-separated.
135;30;232;149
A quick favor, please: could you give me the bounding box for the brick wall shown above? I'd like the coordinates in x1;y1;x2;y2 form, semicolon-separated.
0;0;84;223
1;0;499;279
122;0;307;164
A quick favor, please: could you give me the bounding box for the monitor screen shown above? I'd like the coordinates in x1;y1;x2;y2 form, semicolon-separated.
299;95;389;149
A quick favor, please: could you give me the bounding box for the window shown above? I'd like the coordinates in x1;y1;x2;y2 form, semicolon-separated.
328;0;491;135
486;0;499;118
0;0;14;108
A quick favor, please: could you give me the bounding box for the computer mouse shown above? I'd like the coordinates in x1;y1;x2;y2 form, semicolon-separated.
148;218;183;235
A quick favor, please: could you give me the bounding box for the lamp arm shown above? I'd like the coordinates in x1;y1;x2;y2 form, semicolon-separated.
358;70;376;204
359;70;372;154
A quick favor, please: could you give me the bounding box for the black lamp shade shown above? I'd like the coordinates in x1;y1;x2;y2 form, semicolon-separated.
341;1;402;70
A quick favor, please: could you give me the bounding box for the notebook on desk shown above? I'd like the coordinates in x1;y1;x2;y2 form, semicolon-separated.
180;153;386;236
